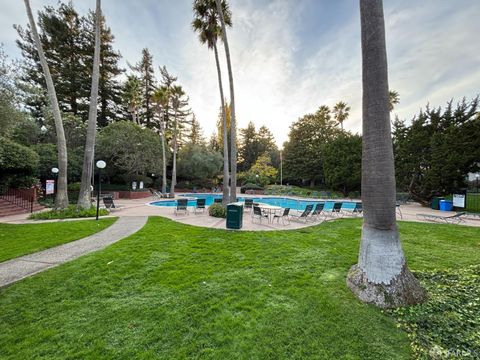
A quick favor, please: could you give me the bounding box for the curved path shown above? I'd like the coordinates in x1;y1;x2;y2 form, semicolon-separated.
0;216;148;288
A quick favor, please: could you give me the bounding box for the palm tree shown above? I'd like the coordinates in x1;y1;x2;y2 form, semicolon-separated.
346;0;425;308
24;0;69;209
193;0;232;205
169;85;185;198
333;101;351;130
77;0;102;210
389;90;400;112
214;0;237;203
122;75;142;124
152;86;170;195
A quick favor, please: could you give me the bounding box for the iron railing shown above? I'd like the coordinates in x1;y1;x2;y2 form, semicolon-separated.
0;186;34;213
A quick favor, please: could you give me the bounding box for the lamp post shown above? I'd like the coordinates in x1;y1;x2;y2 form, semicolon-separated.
151;173;156;189
95;160;106;220
51;167;59;200
280;150;283;187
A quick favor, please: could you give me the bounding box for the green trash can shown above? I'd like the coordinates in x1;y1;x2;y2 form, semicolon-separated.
431;197;444;210
226;204;243;229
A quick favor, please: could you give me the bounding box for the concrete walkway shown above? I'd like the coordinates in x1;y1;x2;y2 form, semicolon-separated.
0;216;147;288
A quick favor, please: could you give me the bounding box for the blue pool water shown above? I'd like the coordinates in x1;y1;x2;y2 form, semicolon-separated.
150;193;358;211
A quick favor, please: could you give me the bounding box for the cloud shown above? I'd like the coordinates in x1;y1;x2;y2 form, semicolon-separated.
1;0;479;147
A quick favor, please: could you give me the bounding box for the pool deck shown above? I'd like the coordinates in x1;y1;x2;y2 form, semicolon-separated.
1;193;479;229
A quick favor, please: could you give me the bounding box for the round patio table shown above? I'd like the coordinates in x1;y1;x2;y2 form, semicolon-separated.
257;204;283;223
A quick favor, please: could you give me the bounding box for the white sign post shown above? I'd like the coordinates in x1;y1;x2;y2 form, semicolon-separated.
46;180;55;195
452;193;465;208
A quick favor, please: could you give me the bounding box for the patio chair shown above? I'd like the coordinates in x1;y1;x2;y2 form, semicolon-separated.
252;205;268;223
273;207;290;225
396;202;403;219
353;202;363;216
244;198;254;211
194;198;206;214
462;212;480;220
416;212;466;224
149;188;165;200
174;198;189;215
322;201;342;218
213;198;223;204
289;204;313;222
102;196;123;210
310;203;325;221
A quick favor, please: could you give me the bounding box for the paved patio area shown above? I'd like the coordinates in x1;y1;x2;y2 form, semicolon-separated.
1;194;479;228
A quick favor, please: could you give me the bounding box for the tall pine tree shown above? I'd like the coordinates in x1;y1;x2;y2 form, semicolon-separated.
15;1;123;126
129;48;155;127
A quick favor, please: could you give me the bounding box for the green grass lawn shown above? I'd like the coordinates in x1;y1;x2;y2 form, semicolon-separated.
0;218;117;262
0;217;478;359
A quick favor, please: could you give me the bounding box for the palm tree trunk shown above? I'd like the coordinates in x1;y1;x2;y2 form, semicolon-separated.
347;0;425;308
24;0;69;209
170;111;178;198
213;42;230;204
160;116;167;195
215;0;236;203
77;0;101;210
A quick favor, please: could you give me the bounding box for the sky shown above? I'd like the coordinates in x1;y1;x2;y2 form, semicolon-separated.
1;0;479;146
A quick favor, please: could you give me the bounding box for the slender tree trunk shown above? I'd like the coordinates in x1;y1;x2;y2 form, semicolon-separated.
347;0;425;308
160;115;167;195
213;42;230;204
78;0;101;210
170;111;178;198
24;0;69;209
215;0;236;203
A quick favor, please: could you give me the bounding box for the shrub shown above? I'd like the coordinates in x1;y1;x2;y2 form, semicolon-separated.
0;136;39;187
208;203;227;218
29;205;109;220
68;182;81;191
241;183;264;194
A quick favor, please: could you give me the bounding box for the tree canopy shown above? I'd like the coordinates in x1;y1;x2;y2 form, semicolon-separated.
393;97;480;204
96;121;165;180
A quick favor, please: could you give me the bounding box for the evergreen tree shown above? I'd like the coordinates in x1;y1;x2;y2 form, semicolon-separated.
157;65;178;134
257;125;279;168
83;9;123;126
393;97;480;204
129;48;155;127
283;105;339;187
323;132;362;196
208;132;220;151
238;121;257;171
238;122;279;171
15;1;123;125
189;114;205;145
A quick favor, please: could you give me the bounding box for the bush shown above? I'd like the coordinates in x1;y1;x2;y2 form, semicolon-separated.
29;205;109;220
68;182;81;191
176;179;216;190
208;203;227;218
241;183;264;193
0;137;39;187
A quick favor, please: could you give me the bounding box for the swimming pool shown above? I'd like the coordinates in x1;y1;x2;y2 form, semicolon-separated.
149;193;358;211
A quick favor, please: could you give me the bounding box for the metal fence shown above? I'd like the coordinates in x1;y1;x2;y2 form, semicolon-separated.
466;192;480;213
0;186;34;213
